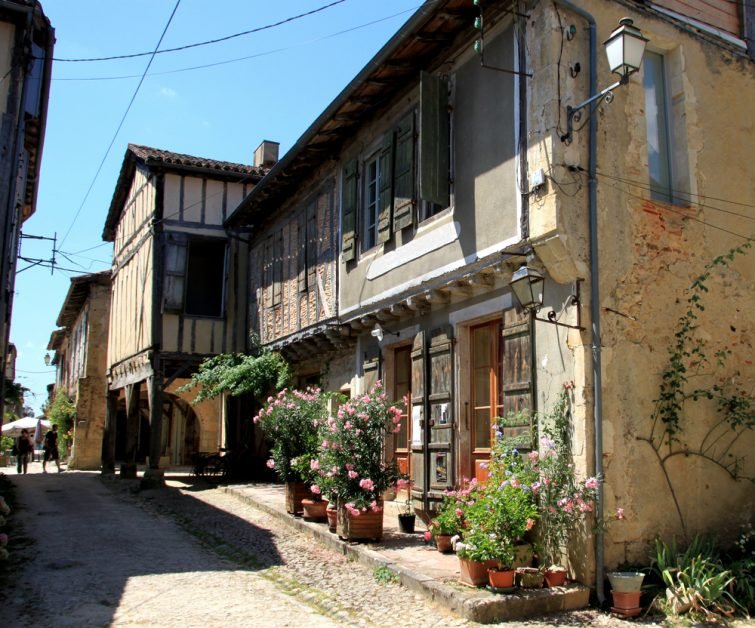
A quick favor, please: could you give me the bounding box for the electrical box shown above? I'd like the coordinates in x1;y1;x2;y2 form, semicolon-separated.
529;168;545;191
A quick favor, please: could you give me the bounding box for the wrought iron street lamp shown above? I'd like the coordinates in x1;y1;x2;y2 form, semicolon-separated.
510;265;584;330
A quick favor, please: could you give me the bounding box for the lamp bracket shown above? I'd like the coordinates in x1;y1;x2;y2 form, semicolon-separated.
560;76;626;144
532;279;585;330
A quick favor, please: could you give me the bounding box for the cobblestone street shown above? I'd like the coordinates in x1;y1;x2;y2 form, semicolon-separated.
1;468;664;627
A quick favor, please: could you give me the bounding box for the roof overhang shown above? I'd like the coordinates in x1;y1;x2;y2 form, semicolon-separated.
224;0;480;228
55;270;111;328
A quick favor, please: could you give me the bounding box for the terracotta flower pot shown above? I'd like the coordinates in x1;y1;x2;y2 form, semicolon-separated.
488;568;516;589
607;571;645;592
458;557;490;587
337;502;384;542
326;505;338;533
301;498;329;522
544;566;568;587
435;534;454;553
284;480;310;515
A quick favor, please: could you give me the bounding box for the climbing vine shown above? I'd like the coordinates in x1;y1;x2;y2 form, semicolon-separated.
639;241;754;538
178;350;291;404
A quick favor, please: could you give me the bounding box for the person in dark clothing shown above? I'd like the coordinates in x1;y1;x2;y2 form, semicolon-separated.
16;428;33;474
43;424;62;473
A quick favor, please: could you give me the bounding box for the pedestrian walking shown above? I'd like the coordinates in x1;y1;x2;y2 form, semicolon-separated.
42;424;62;473
15;428;33;474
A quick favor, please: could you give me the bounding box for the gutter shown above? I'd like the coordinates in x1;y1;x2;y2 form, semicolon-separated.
551;0;605;604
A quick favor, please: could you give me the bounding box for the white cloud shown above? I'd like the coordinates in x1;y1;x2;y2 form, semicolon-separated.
160;87;178;99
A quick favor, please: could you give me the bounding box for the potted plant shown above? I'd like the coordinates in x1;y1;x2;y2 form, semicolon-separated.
424;489;470;552
254;386;329;515
395;478;416;533
608;571;645;617
314;382;402;542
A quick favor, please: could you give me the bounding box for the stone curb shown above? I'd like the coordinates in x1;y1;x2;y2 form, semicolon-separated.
222;485;590;624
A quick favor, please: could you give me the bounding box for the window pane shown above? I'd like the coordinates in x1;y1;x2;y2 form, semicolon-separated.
363;157;380;249
474;409;491;449
643;52;672;203
185;240;225;317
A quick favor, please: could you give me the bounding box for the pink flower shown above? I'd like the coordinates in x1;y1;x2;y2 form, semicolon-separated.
396;478;410;489
362;395;371;403
392;425;401;433
322;440;329;449
526;518;536;530
344;421;352;430
616;508;625;520
348;470;358;479
392;415;401;424
310;459;320;471
584;477;599;490
369;501;383;512
423;531;432;541
530;481;541;495
528;451;539;463
454;508;463;517
345;463;354;471
359;478;375;491
310;484;321;495
265;459;275;469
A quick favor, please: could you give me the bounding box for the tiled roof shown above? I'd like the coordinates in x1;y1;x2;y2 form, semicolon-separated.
128;144;265;177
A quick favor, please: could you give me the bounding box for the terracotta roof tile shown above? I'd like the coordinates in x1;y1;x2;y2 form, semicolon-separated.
128;143;265;177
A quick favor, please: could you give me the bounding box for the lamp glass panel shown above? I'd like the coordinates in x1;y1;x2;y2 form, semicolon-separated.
605;36;625;74
624;35;646;71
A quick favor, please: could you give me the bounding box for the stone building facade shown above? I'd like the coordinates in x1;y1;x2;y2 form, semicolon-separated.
47;271;111;470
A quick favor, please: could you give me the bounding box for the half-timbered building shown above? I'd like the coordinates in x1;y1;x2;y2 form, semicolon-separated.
102;143;271;483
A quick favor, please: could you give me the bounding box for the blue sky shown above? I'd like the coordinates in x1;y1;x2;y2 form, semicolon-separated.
13;0;423;413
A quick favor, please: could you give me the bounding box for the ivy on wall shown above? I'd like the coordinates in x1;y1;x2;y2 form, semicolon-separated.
639;241;754;539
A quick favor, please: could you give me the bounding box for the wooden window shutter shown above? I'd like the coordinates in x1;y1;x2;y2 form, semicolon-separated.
297;211;307;292
500;308;533;445
163;232;188;311
419;71;450;209
363;353;380;394
272;230;283;306
392;112;416;232
306;199;317;287
341;158;358;262
377;132;394;244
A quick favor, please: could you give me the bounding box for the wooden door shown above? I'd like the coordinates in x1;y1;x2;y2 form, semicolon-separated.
411;327;455;515
392;346;411;477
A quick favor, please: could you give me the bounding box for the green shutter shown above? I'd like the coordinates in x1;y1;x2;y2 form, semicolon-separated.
420;72;450;208
377;132;394;244
341;159;358;262
393;112;416;232
163;232;188;311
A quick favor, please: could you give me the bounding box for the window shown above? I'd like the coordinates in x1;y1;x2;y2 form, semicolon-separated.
363;153;382;250
340;72;451;261
643;51;673;203
164;233;226;317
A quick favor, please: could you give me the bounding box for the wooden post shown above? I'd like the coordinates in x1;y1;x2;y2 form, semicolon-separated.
120;383;140;479
101;390;117;474
142;370;165;488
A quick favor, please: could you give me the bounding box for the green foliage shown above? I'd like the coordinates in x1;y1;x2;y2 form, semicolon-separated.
2;377;27;408
179;351;291;404
254;387;329;483
315;383;402;511
655;241;754;442
373;565;399;585
428;489;471;536
48;391;76;449
0;435;13;452
651;532;753;619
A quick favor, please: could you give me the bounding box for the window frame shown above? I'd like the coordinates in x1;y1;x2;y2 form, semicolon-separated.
361;148;382;252
643;50;675;204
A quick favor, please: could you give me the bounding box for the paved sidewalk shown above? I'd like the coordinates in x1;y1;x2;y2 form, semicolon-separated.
220;482;590;624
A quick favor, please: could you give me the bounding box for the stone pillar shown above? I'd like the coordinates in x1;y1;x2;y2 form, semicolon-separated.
101;390;117;474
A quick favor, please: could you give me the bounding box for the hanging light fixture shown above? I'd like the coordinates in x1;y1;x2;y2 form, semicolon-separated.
510;265;584;330
561;17;648;143
43;352;51;367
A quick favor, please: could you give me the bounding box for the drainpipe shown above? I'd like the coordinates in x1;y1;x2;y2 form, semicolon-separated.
550;0;605;604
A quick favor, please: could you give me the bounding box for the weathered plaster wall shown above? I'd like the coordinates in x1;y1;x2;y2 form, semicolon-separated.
526;0;754;575
69;283;111;470
165;379;222;455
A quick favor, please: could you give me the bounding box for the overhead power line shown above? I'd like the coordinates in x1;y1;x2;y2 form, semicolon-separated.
49;0;348;63
58;0;183;250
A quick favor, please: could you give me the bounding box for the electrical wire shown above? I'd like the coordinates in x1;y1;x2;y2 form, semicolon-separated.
57;0;182;250
572;166;755;217
593;175;754;242
49;0;348;63
52;7;420;83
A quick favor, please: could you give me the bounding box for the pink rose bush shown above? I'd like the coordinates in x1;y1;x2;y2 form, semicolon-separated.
254;386;329;484
314;382;402;513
